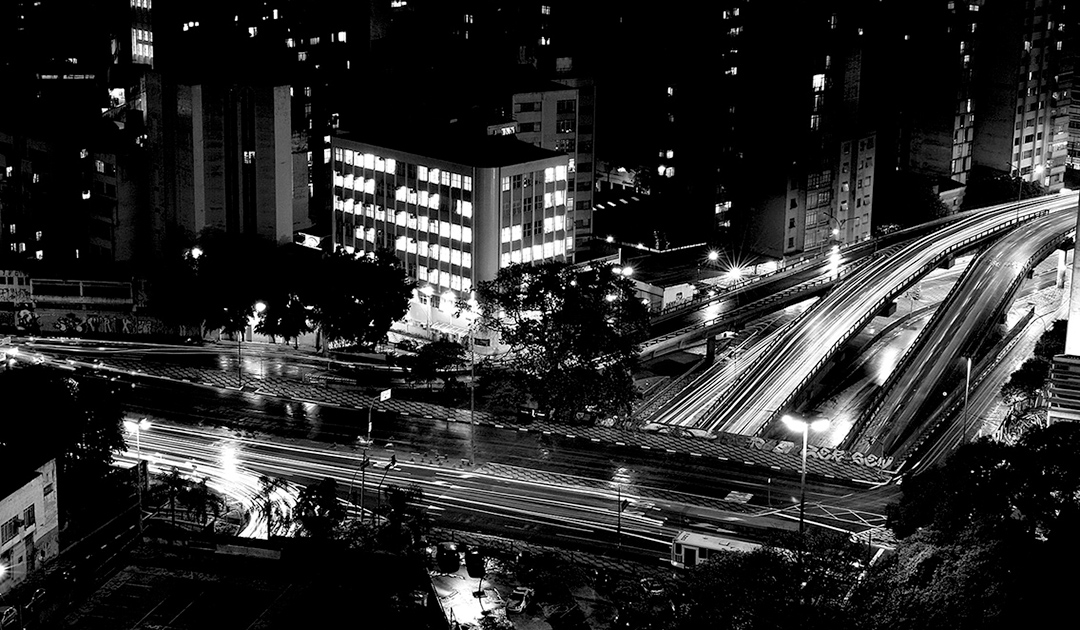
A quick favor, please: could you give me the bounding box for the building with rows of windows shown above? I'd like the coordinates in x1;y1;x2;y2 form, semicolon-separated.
330;131;570;341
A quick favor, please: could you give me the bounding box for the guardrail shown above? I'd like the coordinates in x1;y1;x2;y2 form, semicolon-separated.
881;229;1071;459
892;307;1036;472
690;251;891;425
648;212;976;323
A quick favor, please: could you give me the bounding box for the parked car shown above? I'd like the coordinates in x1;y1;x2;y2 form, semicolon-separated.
435;542;461;573
507;587;534;614
640;577;666;598
0;605;18;630
464;549;486;578
25;587;46;614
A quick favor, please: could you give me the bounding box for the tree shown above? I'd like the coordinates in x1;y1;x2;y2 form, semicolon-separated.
257;475;292;539
1032;319;1067;362
884;172;951;227
475;362;529;420
402;339;465;390
887;439;1020;538
962;169;1047;210
848;527;1033;630
476;261;649;421
294;476;346;539
0;367;126;529
183;477;226;527
1012;421;1080;543
307;248;415;352
160;466;189;531
999;357;1049;412
376;484;430;556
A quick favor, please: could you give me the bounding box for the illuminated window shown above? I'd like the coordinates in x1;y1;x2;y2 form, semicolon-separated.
451;172;462;188
441;170;451;186
812;73;825;92
501;227;511;243
512;225;522;241
544;217;554;233
461;201;473;218
243;150;255;164
464;176;472;191
419;166;429;182
338;31;347;43
555;165;567;181
542;5;551;14
501;176;510;191
544;167;555;182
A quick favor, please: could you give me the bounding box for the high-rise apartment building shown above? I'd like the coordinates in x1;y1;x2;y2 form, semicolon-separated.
169;80;300;244
973;0;1071;191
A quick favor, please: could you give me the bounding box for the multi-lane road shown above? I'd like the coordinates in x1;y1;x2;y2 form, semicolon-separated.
850;203;1076;458
702;195;1076;439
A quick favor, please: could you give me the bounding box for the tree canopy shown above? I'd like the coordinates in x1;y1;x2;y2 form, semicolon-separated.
962;169;1047;210
475;261;650;421
0;366;127;528
147;230;414;350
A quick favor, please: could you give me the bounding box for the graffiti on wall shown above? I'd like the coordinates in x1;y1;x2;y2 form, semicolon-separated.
717;432;895;470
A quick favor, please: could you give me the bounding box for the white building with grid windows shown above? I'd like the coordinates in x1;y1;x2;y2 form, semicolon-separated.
330;132;571;342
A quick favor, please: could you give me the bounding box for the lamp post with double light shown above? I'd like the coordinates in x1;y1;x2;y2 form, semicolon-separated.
124;418;151;533
782;415;829;535
237;301;266;388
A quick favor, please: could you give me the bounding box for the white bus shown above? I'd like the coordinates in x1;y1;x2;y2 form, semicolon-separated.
670;531;761;568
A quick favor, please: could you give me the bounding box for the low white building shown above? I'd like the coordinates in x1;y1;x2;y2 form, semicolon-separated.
0;458;59;596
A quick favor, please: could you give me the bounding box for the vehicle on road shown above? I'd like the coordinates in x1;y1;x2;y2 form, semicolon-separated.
0;605;18;629
670;530;760;568
507;586;534;614
435;542;461;573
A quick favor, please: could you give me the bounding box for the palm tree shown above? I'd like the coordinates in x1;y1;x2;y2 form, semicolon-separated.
257;475;291;539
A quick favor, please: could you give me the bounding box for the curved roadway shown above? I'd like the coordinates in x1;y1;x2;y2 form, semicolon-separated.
703;194;1076;437
854;200;1077;457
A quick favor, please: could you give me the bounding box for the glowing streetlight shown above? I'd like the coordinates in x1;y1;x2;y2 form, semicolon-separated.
125;418;152;533
189;246;203;260
782;414;830;535
708;250;719;262
419;285;435;335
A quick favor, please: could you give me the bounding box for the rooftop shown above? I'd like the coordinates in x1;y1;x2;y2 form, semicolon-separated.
335;127;564;169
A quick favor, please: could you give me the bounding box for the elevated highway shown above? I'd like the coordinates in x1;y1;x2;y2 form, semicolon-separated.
694;195;1072;437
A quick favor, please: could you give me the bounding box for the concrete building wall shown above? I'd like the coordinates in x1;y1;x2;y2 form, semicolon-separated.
0;460;59;598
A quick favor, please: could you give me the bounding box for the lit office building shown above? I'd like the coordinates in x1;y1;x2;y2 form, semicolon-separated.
330;132;571;339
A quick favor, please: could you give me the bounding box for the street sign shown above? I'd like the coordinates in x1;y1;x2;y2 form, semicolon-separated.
380;388;392;401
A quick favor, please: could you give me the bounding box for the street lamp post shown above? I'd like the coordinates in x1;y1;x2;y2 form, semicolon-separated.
238;301;267;388
963;356;972;442
349;450;371;522
782;415;829;535
466;295;480;464
125;418;151;533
